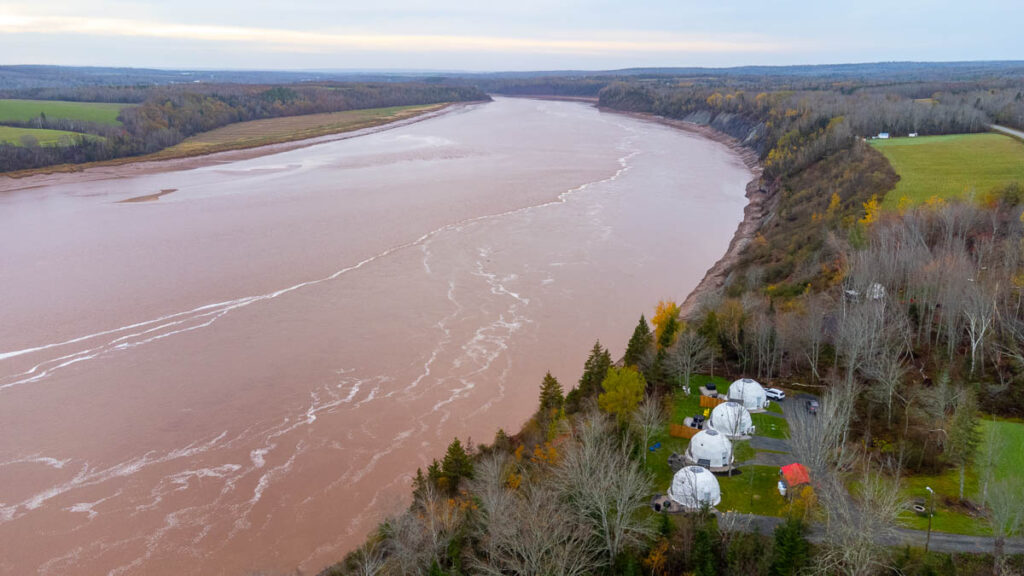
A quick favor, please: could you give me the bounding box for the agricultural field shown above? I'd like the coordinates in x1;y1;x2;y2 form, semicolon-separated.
897;418;1024;536
158;104;443;158
0;99;128;125
0;126;102;146
871;133;1024;208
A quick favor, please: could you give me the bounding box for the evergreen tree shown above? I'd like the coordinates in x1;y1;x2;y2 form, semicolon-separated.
770;518;810;576
692;528;718;576
440;438;474;492
623;315;654;369
578;340;613;397
538;371;565;414
657;315;680;350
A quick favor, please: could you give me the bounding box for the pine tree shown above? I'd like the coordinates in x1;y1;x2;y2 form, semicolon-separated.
692;528;718;576
770;518;810;576
440;438;474;492
538;371;565;414
579;340;613;396
623;315;654;369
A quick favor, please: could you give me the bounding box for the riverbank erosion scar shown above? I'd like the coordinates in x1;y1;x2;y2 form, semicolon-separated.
601;107;772;318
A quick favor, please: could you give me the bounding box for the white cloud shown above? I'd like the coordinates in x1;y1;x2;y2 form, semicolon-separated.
0;11;798;56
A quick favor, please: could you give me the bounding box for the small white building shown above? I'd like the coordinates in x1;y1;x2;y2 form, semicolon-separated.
684;429;734;470
727;378;768;410
909;132;919;138
877;132;890;139
707;401;755;438
668;465;722;509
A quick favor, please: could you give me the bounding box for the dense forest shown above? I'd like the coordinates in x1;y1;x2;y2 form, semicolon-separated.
0;82;488;171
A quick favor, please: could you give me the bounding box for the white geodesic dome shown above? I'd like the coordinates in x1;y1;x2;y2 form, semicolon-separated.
727;378;767;410
685;429;733;468
668;465;722;509
707;401;754;437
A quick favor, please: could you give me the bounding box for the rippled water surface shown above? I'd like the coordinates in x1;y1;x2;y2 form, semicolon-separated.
0;98;750;575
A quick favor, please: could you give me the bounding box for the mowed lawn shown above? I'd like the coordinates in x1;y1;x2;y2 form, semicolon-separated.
871;133;1024;208
0;99;128;125
0;126;102;146
160;104;444;157
897;418;1024;536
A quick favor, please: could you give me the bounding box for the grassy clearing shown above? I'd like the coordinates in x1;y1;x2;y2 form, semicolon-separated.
159;104;443;158
0;126;102;146
753;413;789;439
719;465;789;516
0;99;127;125
871;133;1024;208
896;418;1024;535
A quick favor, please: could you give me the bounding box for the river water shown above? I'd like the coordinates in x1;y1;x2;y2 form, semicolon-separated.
0;97;750;575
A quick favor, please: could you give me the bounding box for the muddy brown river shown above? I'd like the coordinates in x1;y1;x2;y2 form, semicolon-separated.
0;97;751;575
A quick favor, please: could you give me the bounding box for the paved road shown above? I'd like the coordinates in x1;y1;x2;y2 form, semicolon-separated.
721;512;1024;554
991;124;1024;141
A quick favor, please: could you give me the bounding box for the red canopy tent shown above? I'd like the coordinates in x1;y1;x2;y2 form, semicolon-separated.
780;463;810;487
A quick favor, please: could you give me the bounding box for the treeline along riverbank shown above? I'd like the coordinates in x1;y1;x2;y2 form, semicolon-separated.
0;82;488;172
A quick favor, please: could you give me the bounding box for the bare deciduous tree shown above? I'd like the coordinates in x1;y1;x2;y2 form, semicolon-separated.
984;479;1024;576
555;414;655;561
632;393;665;464
471;455;603;576
668;329;711;391
813;467;907;576
964;281;997;375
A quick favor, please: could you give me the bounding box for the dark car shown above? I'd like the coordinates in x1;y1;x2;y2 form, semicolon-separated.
806;399;820;415
691;414;706;429
706;382;717;391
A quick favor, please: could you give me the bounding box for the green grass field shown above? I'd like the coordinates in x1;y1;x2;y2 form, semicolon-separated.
718;465;789;516
0;126;102;147
0;99;127;125
871;133;1024;208
897;418;1024;536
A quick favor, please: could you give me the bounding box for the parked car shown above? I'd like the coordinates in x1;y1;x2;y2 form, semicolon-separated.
705;382;717;391
805;399;819;415
691;414;706;429
766;388;786;401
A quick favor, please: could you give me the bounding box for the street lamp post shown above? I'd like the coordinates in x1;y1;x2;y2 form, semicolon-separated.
925;486;935;553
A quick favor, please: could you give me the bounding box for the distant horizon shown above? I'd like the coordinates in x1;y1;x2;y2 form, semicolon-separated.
4;59;1024;77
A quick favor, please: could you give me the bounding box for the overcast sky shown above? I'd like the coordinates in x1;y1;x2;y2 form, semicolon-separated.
0;0;1021;71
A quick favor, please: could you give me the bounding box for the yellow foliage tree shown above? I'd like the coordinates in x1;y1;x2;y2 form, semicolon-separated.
825;191;841;218
925;195;946;210
896;195;912;215
860;194;880;225
598;366;646;422
651;300;681;345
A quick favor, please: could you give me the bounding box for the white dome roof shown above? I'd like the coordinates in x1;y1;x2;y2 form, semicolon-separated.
728;378;767;409
685;429;733;468
707;401;754;437
668;465;722;509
